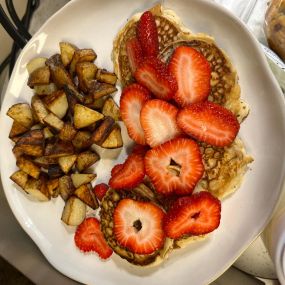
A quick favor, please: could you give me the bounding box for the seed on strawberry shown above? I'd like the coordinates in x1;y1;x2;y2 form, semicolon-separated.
144;138;204;195
135;57;177;101
177;101;240;147
163;191;221;239
74;217;113;259
93;183;109;201
113;198;165;254
120;83;151;145
137;11;159;57
169;46;211;106
140;99;181;147
109;153;145;189
126;37;144;74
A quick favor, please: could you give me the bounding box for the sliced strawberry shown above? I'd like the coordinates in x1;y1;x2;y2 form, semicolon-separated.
120;83;151;145
114;198;165;254
74;217;113;259
163;191;221;239
144;138;204;195
140;99;181;147
109;153;145;189
169;46;211;106
111;164;124;177
135;57;177;101
126;37;144;74
93;183;109;201
137;11;159;57
177;101;240;147
132;144;149;156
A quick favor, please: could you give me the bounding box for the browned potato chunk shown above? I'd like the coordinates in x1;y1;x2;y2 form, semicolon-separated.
59;42;78;67
47;178;59;198
85;96;106;110
48;165;64;179
92;116;115;145
44;90;68;119
72;131;92;150
10;170;28;189
43;127;54;139
88;81;117;100
102;97;120;121
34;156;58;168
33;83;57;95
43;113;64;131
24;175;50;201
28;66;50;88
76;150;100;172
96;69;117;85
71;173;96;188
73;104;103;129
31;95;49;124
58;154;77;174
26;57;47;74
69;49;97;76
7;103;34;129
61;196;86;226
63;84;85;104
44;140;74;158
101;125;123;149
74;184;98;209
16;157;41;179
15;129;44;157
76;62;97;92
59;123;77;141
9;121;29;139
59;175;74;201
12;145;24;159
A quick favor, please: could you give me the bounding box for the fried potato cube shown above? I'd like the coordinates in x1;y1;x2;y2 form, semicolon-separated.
33;83;57;96
7;103;34;129
88;81;117;100
10;170;28;189
73;104;103;129
24;175;50;201
96;69;117;85
58;154;77;174
9;121;29;139
85;96;106;110
28;66;50;88
26;57;47;74
47;178;59;198
72;131;92;151
44;140;74;158
59;175;74;201
74;183;98;209
12;145;24;159
92;116;115;145
43;127;54;139
76;62;97;92
59;42;78;67
71;173;96;188
61;196;86;226
69;48;97;76
63;84;85;104
102;97;121;121
31;95;49;124
44;90;68;119
101;124;123;149
58;123;77;141
48;165;64;179
34;156;58;168
43;113;64;131
16;157;41;179
76;150;100;172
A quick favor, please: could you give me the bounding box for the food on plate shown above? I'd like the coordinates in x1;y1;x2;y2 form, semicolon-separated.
93;183;109;201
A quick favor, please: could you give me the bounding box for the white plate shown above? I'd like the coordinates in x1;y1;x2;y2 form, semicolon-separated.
1;0;285;284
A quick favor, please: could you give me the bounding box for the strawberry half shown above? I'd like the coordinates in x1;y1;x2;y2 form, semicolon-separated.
137;11;159;57
140;99;181;147
163;191;221;239
93;183;109;201
126;37;144;74
74;217;113;259
144;138;204;195
135;57;177;101
114;198;165;254
177;101;240;147
109;153;145;189
120;83;151;145
169;46;211;106
111;164;124;177
132;144;149;156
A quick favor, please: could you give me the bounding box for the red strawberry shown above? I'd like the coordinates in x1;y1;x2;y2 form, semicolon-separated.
169;46;211;106
163;191;221;239
144;138;204;195
140;99;181;147
137;11;159;57
93;183;109;201
126;37;144;74
135;57;177;101
74;217;113;259
114;198;165;254
111;164;124;177
120;83;151;145
109;153;145;189
132;144;149;156
177;101;240;147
